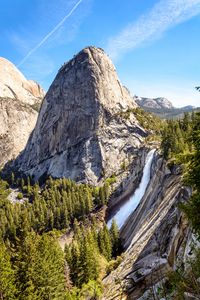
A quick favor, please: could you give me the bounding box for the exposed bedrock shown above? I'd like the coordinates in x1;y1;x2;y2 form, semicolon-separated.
11;47;147;184
103;152;191;299
0;57;44;167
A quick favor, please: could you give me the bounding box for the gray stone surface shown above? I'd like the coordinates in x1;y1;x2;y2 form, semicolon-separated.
136;97;174;110
0;97;38;166
13;47;147;184
0;57;44;166
103;153;191;299
0;57;45;105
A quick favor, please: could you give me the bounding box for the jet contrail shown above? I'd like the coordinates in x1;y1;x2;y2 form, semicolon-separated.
17;0;83;67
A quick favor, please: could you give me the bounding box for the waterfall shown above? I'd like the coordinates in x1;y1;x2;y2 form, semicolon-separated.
107;149;156;229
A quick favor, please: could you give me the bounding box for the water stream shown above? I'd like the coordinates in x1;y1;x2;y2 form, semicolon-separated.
107;149;156;229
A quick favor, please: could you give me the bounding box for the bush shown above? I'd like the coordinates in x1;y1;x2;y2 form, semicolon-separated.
106;256;123;275
17;192;23;200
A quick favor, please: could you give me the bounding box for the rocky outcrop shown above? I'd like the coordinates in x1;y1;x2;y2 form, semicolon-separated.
135;97;174;110
12;47;147;184
0;57;45;167
103;153;191;299
135;95;199;119
0;57;45;105
106;147;150;220
0;98;38;167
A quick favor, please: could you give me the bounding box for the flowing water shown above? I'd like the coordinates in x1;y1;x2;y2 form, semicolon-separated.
107;149;156;229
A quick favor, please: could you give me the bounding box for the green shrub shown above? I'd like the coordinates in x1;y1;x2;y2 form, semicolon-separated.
17;192;23;200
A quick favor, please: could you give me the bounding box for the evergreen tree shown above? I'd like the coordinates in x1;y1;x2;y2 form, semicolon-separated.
79;234;99;286
181;113;200;237
33;234;66;300
110;219;120;257
70;242;81;286
0;242;17;300
98;225;112;261
15;232;67;300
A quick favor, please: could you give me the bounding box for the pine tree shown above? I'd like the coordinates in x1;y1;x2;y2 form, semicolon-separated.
85;188;93;213
14;230;67;300
70;242;81;286
0;242;17;300
33;234;66;300
11;172;15;186
21;178;25;191
98;225;112;261
99;187;106;205
181;113;200;238
110;219;120;257
79;235;99;285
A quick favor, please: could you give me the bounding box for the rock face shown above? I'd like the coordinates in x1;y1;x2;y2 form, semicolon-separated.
0;57;45;167
103;153;191;299
136;97;174;110
135;96;199;119
13;47;146;184
0;98;38;167
12;47;146;184
0;57;45;105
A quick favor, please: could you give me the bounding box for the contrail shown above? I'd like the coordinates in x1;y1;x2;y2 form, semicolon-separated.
17;0;83;67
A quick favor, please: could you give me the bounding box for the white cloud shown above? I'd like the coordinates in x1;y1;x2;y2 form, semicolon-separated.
106;0;200;59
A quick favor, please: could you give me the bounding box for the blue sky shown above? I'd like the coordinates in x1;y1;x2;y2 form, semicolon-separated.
1;0;200;107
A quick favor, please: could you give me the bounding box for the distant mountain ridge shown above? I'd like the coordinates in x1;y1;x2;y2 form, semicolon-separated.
135;96;199;119
135;96;174;110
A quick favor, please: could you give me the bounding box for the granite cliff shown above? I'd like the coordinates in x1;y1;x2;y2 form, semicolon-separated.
103;153;191;299
12;47;147;184
0;57;45;106
0;57;45;167
135;97;174;110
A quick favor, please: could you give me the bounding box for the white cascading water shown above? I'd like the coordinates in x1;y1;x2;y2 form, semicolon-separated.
107;149;156;229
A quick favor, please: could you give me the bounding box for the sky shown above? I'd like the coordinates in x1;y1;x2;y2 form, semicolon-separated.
0;0;200;107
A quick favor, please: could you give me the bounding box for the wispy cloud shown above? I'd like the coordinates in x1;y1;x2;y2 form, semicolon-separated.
17;0;83;67
106;0;200;59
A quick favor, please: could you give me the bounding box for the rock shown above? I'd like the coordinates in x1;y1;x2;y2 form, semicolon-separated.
184;292;199;300
106;147;149;219
135;97;174;110
0;57;45;166
0;57;45;105
12;46;147;184
0;98;38;166
103;153;191;299
135;96;198;120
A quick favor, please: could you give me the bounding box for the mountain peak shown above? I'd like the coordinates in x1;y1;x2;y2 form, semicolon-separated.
57;46;136;114
0;56;45;105
136;96;174;110
12;47;145;184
